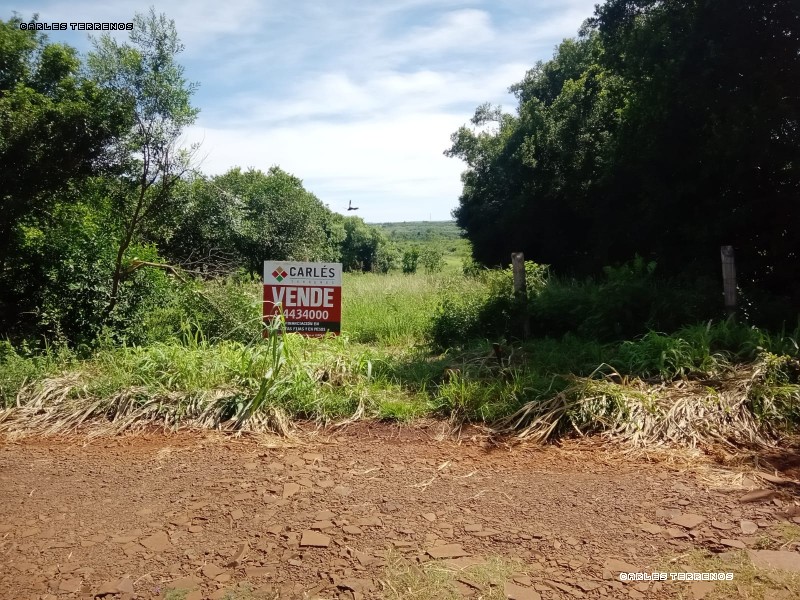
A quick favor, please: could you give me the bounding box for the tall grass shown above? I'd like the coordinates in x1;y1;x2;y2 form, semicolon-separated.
123;270;464;348
613;321;800;381
342;271;471;345
0;341;75;408
2;266;799;444
1;329;376;434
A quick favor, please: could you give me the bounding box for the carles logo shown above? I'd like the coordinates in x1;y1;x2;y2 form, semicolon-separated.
271;266;288;282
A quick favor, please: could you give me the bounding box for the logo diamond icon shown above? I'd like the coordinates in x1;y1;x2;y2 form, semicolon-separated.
272;267;288;282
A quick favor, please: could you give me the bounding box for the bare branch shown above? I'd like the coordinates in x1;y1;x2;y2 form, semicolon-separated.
124;259;187;283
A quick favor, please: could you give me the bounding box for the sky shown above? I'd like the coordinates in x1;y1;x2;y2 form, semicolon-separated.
12;1;600;222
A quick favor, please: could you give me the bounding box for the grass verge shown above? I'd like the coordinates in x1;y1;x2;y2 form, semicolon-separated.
662;548;800;600
1;270;798;444
1;329;798;445
342;271;472;345
381;553;525;600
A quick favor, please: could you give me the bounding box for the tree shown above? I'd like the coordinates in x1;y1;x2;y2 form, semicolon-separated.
509;34;603;107
234;166;342;271
87;8;200;316
420;248;444;274
446;103;528;266
591;0;800;295
0;14;131;336
224;166;342;273
447;0;800;317
402;247;420;274
374;241;401;273
340;216;387;272
156;174;241;274
164;167;347;275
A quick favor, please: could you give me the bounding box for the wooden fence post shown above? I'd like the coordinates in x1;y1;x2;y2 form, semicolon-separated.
511;252;530;339
720;245;737;318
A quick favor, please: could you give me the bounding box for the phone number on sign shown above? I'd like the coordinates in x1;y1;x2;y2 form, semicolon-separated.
283;309;329;320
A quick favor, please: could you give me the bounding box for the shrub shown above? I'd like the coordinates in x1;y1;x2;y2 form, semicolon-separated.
430;256;729;348
420;248;444;274
430;261;548;348
462;257;482;277
374;243;401;273
402;247;420;274
430;292;493;348
529;258;719;342
124;277;262;345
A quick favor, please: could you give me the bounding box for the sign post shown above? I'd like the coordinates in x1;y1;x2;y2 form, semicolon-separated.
263;261;342;337
720;246;736;319
511;252;530;340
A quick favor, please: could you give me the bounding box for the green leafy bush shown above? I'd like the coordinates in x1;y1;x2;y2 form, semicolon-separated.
125;276;262;346
462;257;482;277
430;261;548;348
402;247;420;274
529;258;719;342
431;257;725;348
420;248;444;274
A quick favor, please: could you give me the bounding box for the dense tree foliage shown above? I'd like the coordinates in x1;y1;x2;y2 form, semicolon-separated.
339;216;396;273
448;0;799;314
164;167;347;274
0;12;390;346
0;16;132;338
0;17;129;256
88;8;201;314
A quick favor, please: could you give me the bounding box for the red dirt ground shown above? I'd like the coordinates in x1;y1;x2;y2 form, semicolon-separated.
1;423;799;600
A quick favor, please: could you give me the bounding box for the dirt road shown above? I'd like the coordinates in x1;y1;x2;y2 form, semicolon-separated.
1;424;798;600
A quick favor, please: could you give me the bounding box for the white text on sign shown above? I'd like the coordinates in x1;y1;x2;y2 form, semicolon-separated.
270;286;335;308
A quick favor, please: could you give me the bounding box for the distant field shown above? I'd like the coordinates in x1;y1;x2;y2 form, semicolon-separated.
372;220;472;272
371;220;464;241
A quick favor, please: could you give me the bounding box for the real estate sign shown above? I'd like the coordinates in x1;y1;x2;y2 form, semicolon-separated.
263;261;342;337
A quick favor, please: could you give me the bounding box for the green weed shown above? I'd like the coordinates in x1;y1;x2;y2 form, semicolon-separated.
342;271;470;345
0;340;74;408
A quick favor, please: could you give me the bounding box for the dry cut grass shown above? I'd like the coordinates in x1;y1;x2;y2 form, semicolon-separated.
663;548;800;600
380;553;526;600
495;358;794;449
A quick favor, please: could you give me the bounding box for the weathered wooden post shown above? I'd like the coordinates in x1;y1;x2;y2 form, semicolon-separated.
511;252;530;339
720;245;737;319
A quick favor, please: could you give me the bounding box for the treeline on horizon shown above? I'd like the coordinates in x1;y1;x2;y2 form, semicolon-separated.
446;0;799;327
1;0;799;349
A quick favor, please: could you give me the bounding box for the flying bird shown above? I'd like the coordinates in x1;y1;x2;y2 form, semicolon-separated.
347;200;359;211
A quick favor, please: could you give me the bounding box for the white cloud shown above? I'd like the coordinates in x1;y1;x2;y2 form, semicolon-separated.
391;9;495;56
213;62;527;127
187;110;470;221
185;58;532;222
21;0;602;222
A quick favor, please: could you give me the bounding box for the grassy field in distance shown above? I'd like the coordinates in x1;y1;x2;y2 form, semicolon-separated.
371;220;464;241
371;220;472;272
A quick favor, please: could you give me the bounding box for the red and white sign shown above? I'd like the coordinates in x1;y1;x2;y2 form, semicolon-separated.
263;261;342;337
